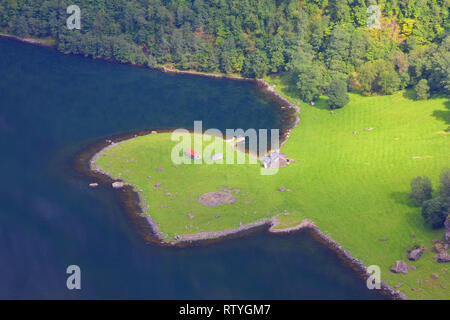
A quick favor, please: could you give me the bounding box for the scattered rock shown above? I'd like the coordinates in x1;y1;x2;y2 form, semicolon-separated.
233;188;241;194
89;183;99;188
433;244;442;253
436;252;450;263
154;182;161;188
394;283;402;289
353;131;357;135
407;265;416;271
411;233;416;238
188;213;194;220
433;243;448;253
380;237;388;241
391;260;409;274
151;131;157;134
441;284;447;289
278;187;287;192
157;168;164;172
112;182;124;189
408;246;426;261
431;273;439;279
215;214;220;218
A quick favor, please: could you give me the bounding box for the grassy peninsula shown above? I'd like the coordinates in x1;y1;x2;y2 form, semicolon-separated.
92;76;449;299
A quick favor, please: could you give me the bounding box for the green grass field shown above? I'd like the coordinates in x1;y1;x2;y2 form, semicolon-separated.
93;75;449;299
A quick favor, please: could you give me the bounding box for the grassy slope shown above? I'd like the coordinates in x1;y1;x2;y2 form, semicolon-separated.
266;75;450;299
94;75;449;299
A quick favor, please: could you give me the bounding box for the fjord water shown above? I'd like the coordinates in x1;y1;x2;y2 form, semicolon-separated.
0;38;383;299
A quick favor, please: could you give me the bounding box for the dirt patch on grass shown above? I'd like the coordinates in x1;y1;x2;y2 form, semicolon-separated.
197;192;237;207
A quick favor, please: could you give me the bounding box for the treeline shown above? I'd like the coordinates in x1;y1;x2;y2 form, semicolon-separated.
1;0;449;104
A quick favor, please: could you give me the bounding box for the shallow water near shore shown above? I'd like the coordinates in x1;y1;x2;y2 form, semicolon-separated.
0;38;385;299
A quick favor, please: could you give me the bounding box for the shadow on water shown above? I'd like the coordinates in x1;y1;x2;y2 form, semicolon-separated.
0;38;386;299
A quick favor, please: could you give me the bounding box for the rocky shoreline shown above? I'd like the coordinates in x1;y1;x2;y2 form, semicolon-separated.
304;222;409;300
174;215;407;299
268;217;408;300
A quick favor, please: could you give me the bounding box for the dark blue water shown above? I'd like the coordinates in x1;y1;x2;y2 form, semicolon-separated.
0;38;384;299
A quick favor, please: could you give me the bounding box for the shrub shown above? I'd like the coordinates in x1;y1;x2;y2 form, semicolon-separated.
421;196;449;229
409;176;433;206
414;79;430;100
327;79;350;108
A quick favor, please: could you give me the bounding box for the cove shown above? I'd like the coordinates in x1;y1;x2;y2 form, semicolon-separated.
0;38;385;299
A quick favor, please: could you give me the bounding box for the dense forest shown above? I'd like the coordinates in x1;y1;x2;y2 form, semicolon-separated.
1;0;449;104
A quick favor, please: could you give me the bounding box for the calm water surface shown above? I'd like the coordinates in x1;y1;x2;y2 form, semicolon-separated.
0;38;384;299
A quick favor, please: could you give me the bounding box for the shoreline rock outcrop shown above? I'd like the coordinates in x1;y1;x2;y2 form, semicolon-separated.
112;181;124;189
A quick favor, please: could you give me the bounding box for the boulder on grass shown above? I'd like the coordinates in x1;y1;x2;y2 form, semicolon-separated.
408;246;426;261
433;243;449;253
437;252;450;263
391;260;409;274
